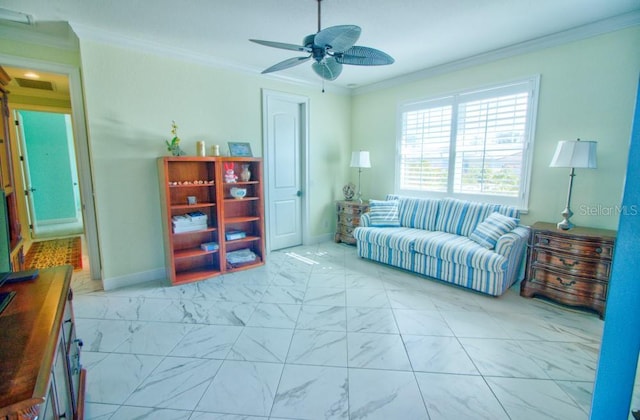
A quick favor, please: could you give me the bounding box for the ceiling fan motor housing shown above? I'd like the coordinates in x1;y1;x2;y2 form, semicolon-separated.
303;34;326;62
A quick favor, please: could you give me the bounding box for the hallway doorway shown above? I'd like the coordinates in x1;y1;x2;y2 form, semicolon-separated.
0;61;102;280
15;109;84;239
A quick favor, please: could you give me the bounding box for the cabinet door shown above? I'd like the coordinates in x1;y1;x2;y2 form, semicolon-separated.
52;338;73;419
66;326;82;413
40;387;59;420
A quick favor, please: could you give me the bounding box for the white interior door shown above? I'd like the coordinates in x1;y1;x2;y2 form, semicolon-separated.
263;91;308;251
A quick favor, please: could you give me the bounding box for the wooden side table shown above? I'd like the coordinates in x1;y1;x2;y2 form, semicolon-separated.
335;200;369;245
520;221;616;318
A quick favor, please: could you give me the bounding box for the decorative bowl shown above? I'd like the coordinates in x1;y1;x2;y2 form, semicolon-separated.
230;187;247;199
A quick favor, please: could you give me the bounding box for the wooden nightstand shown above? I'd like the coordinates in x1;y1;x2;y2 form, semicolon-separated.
520;221;616;318
335;200;369;245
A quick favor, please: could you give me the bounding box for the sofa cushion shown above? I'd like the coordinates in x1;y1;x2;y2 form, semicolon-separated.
434;198;519;237
398;197;440;230
413;231;508;272
469;212;518;249
369;199;401;227
353;227;425;253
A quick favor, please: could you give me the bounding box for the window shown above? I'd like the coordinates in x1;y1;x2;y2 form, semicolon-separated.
397;76;539;209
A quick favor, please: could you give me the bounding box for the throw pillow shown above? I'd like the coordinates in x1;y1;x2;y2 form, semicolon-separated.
369;199;400;227
469;212;518;249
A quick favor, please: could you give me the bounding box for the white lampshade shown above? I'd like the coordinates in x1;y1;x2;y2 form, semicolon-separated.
350;151;371;168
549;140;597;169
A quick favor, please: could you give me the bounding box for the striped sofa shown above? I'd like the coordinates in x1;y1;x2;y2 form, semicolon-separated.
353;196;529;296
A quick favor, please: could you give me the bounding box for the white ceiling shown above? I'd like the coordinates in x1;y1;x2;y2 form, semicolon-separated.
0;0;639;90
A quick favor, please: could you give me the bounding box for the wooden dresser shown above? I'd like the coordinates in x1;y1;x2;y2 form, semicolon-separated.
520;221;616;318
0;265;86;419
335;200;369;245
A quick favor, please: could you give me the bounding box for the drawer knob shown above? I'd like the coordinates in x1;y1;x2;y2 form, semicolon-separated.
556;277;576;287
595;247;603;254
541;238;550;245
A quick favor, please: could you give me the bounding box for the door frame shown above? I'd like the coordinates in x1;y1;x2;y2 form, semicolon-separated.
1;54;102;280
261;89;310;252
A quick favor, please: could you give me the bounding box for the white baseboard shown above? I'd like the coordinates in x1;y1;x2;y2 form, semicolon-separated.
102;267;167;291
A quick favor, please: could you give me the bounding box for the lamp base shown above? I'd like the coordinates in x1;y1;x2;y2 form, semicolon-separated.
557;219;574;230
557;207;574;230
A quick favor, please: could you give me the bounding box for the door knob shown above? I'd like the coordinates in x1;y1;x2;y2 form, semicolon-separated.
296;190;302;197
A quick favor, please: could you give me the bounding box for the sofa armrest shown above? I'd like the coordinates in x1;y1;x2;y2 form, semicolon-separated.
495;226;530;287
495;226;529;255
360;213;371;227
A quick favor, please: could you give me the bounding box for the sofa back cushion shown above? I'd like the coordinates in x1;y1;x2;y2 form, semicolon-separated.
435;198;519;237
399;197;440;230
386;195;440;230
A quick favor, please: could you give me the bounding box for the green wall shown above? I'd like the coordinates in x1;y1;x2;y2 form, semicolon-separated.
351;26;640;231
77;39;351;281
2;19;638;285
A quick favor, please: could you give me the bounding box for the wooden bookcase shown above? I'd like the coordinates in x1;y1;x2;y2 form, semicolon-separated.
158;157;265;285
217;157;265;273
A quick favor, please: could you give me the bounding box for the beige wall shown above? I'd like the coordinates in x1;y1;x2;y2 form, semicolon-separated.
351;26;640;230
78;39;351;283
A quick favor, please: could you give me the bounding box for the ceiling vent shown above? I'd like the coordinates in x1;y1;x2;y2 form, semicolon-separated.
15;77;54;91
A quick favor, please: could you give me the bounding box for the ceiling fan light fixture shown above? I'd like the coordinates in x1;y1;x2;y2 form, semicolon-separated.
249;0;393;82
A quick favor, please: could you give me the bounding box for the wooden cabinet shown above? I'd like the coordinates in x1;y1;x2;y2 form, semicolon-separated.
520;221;616;318
158;157;265;285
334;200;369;245
0;265;86;420
0;66;23;272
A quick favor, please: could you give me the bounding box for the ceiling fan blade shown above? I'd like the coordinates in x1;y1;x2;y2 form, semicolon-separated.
312;58;343;81
335;46;395;66
314;25;361;53
261;56;311;74
250;39;310;53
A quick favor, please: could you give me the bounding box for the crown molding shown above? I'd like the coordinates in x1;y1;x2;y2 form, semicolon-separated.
70;22;350;95
0;21;78;51
352;10;640;96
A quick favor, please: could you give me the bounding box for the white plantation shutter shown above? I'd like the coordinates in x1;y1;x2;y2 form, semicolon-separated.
397;77;538;208
400;102;452;191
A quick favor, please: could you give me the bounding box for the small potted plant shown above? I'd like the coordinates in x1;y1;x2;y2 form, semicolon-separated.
165;120;185;156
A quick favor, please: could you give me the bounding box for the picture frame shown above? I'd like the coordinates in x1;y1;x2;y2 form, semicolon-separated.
228;142;253;157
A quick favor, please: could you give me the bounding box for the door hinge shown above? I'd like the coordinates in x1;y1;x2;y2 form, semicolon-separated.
19;155;24;161
14;120;19;126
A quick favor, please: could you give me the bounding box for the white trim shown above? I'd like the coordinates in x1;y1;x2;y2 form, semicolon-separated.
102;268;167;291
0;54;103;281
353;10;640;96
70;22;350;96
261;89;311;250
0;21;78;51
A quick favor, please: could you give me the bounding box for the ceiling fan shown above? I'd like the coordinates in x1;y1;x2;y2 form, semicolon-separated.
249;0;394;81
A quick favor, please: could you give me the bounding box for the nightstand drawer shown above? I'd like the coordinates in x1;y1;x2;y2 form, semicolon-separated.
530;266;607;299
337;203;367;215
338;213;362;226
531;248;611;280
338;224;356;236
533;232;613;259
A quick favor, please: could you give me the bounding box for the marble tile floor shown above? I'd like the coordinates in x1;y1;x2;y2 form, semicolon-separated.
70;241;640;420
